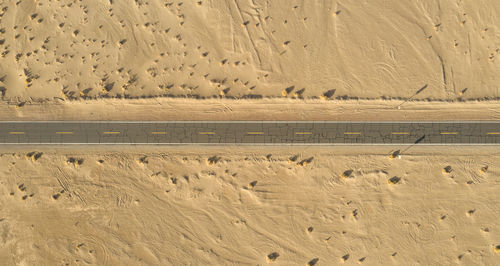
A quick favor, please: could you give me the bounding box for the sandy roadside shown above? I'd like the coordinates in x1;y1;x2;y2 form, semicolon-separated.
1;98;500;121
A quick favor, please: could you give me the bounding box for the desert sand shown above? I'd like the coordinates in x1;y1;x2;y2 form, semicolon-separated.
0;0;500;265
0;0;498;101
1;146;500;265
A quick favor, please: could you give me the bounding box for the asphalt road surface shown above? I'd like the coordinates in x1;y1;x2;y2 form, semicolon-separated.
1;121;500;145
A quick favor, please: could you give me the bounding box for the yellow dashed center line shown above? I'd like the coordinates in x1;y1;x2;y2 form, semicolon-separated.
151;132;167;135
440;132;458;135
199;132;215;135
247;132;264;135
295;132;312;135
9;132;25;135
56;132;73;134
392;132;409;135
344;132;361;135
487;132;500;135
103;131;120;135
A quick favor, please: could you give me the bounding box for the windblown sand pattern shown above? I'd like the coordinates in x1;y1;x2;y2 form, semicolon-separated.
0;0;498;102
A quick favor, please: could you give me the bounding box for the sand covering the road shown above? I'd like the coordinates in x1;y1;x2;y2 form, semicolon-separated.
0;0;500;265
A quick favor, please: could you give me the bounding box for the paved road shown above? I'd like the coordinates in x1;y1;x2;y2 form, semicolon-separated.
1;121;500;145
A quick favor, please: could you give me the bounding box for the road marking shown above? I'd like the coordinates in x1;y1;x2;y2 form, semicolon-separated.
9;132;25;135
344;132;361;135
247;132;264;135
440;132;458;135
151;132;167;135
295;132;312;135
56;132;73;134
392;132;409;135
487;132;500;135
103;131;120;135
199;132;215;135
